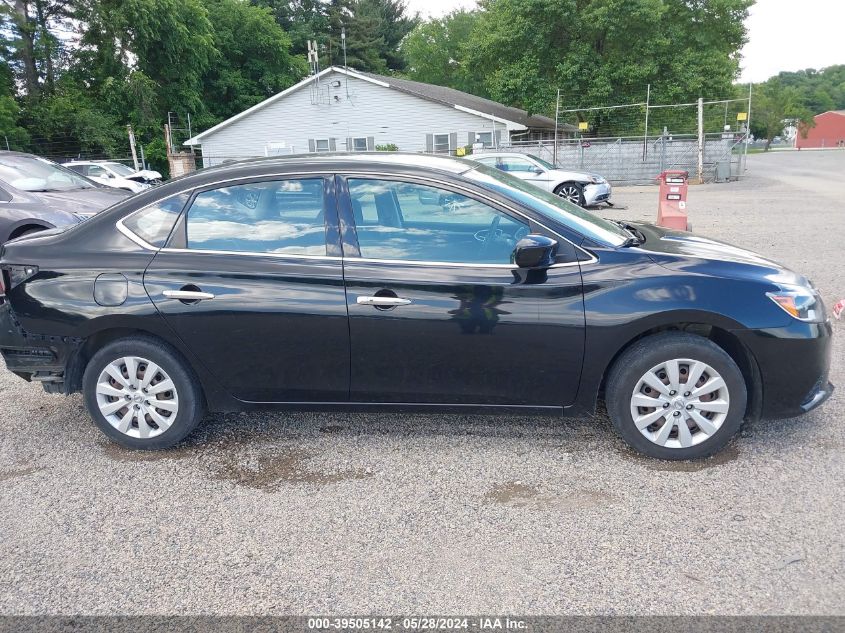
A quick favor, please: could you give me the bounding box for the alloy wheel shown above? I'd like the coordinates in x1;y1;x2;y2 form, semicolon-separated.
628;358;730;449
557;185;582;205
95;356;179;439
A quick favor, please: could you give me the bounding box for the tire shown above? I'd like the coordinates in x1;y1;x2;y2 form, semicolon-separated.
82;336;205;449
605;332;747;460
554;182;586;207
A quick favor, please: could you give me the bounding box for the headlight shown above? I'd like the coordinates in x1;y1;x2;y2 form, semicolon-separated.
589;176;606;184
766;285;825;322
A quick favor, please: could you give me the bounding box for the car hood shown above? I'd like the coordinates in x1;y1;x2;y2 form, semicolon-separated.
628;221;810;288
128;169;162;182
24;187;130;215
548;168;604;182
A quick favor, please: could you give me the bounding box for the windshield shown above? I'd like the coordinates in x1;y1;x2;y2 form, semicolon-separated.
465;164;628;246
105;162;136;176
527;154;556;170
0;155;96;192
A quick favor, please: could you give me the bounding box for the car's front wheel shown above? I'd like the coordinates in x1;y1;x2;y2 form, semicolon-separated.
82;336;204;449
605;332;747;460
554;182;586;206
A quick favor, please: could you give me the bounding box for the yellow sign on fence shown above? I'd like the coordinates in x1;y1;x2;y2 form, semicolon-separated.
737;112;748;121
578;121;589;131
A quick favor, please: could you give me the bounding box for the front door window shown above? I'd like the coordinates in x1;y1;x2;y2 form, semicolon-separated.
347;178;529;265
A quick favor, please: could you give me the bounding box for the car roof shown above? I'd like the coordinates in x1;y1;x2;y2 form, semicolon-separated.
198;152;475;177
472;153;539;160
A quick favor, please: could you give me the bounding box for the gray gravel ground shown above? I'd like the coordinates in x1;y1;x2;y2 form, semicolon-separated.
0;150;843;616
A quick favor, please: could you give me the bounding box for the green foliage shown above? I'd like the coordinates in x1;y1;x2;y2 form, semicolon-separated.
257;0;417;73
141;137;169;177
375;143;398;151
401;10;484;95
463;0;753;132
203;0;307;120
773;65;845;114
749;79;814;150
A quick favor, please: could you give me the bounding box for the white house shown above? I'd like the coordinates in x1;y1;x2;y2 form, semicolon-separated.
184;66;571;166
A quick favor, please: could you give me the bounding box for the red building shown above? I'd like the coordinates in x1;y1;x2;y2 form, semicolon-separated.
796;110;845;149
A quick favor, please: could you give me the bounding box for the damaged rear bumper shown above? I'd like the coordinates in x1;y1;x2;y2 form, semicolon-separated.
0;299;81;391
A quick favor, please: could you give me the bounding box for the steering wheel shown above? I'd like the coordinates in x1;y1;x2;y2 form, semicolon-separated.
474;218;505;243
479;215;502;257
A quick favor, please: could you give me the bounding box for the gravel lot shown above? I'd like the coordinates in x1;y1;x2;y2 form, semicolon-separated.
1;150;843;616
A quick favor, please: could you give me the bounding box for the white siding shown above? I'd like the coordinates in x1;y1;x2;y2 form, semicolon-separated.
195;71;511;166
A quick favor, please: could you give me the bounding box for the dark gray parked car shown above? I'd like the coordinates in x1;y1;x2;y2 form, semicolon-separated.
0;152;129;243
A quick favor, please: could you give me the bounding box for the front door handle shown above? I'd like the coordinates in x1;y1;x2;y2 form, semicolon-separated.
356;295;412;307
163;289;215;301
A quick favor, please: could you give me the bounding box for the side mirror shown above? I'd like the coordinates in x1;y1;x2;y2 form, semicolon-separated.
513;234;558;269
533;168;544;175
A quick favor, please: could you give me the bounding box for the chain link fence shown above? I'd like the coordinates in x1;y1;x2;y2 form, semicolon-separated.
496;95;752;184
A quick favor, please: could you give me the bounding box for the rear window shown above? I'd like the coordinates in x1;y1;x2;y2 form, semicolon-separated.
122;193;189;247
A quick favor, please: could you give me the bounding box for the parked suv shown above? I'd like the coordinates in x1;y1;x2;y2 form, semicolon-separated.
0;154;832;459
0;152;129;243
472;152;611;207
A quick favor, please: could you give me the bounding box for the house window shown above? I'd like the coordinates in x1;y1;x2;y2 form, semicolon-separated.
352;137;368;151
475;132;493;147
433;133;450;154
314;139;330;152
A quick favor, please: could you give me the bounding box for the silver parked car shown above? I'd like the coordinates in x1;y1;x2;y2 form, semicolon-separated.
65;160;163;194
0;152;129;243
472;152;612;207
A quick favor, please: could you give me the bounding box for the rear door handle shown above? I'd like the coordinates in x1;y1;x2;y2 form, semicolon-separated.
163;290;215;301
356;295;412;307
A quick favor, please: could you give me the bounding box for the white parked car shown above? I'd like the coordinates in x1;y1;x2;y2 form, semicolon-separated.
64;161;162;194
472;152;612;207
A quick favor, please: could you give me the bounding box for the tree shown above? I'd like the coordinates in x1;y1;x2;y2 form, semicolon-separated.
0;0;71;98
774;65;845;113
750;78;814;150
461;0;752;132
202;0;306;122
255;0;416;73
402;10;483;94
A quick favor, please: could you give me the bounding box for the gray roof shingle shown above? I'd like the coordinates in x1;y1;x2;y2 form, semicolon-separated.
356;69;575;132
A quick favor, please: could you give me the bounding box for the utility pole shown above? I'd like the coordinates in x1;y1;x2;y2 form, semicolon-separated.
642;83;650;161
127;125;140;171
697;97;704;184
553;89;560;166
744;83;752;173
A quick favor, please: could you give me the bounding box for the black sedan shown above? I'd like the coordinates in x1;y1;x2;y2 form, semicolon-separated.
0;154;833;459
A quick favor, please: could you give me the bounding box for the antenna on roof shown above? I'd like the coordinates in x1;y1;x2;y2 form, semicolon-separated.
341;27;350;99
307;39;320;76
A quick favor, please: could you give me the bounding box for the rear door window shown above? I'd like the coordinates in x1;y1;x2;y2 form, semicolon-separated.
122;193;189;247
183;179;327;256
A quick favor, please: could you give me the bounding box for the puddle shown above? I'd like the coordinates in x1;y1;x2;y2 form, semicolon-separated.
484;482;617;511
620;442;740;472
102;439;371;492
484;481;539;504
213;449;371;491
0;465;45;482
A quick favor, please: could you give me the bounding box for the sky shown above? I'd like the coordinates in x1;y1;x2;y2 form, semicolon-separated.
403;0;845;83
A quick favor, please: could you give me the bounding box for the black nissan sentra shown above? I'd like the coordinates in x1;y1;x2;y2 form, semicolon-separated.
0;154;833;459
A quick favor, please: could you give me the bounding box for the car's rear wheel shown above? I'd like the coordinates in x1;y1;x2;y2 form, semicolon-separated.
605;332;747;460
82;336;204;449
554;182;585;206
